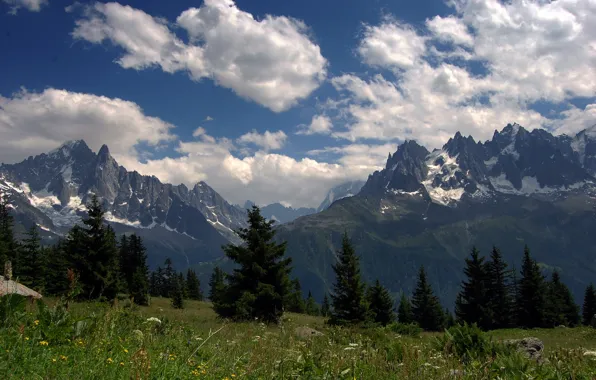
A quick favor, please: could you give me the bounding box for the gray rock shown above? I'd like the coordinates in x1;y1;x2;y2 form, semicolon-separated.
503;337;544;361
294;326;324;339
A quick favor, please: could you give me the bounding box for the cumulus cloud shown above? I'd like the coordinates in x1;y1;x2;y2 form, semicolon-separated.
70;0;327;112
3;0;47;14
0;88;175;163
296;115;333;135
237;130;287;151
328;0;596;147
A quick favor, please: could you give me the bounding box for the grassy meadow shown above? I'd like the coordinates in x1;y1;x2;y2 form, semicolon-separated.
2;296;596;379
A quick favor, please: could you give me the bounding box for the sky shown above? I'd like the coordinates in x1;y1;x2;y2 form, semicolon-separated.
1;0;595;208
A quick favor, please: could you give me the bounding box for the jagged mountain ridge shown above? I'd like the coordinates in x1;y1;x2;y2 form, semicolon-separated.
241;200;316;224
276;123;596;306
0;140;247;243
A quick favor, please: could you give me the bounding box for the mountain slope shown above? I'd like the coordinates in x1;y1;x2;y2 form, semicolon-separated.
317;180;366;212
242;201;316;224
277;124;596;306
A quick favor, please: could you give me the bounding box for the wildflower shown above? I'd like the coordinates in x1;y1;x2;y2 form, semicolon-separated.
39;341;49;346
191;369;200;376
123;348;129;353
106;358;113;364
25;337;29;341
52;358;57;363
120;362;125;367
349;343;359;347
584;351;596;357
232;375;236;378
34;320;39;326
60;355;67;361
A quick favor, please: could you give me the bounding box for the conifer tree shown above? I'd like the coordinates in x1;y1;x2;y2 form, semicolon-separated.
149;270;160;297
171;275;184;309
397;293;414;324
127;235;149;305
517;245;547;328
213;206;292;323
411;266;445;331
305;291;320;316
18;225;44;290
186;269;203;301
445;308;456;328
486;246;513;329
43;241;69;296
582;284;596;326
0;198;18;266
177;272;187;299
321;294;331;317
367;279;395;326
163;258;176;298
209;266;226;306
285;278;306;313
455;247;491;329
544;271;579;327
329;232;369;325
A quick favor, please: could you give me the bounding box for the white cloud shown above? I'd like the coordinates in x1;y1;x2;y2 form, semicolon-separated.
357;18;427;70
328;0;596;148
3;0;47;14
426;15;474;46
308;143;395;171
0;88;175;162
204;116;214;121
70;0;327;112
552;103;596;136
296;115;333;135
237;130;287;151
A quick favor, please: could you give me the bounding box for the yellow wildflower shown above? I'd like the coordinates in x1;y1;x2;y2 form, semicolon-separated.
25;337;29;341
106;358;113;364
119;362;125;367
123;348;128;353
39;341;49;346
191;369;200;376
60;355;67;361
232;375;236;378
34;320;39;326
52;358;57;363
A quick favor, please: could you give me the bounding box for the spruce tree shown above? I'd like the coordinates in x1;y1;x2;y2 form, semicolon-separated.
367;279;395;326
163;258;176;298
177;272;187;299
485;246;513;329
0;198;17;266
171;275;184;309
209;266;226;306
149;271;160;297
329;232;369;326
43;241;69;296
128;235;149;305
186;269;203;301
214;206;292;323
544;271;579;327
397;293;414;324
286;278;306;313
18;225;44;290
582;284;596;326
321;294;331;317
517;245;547;328
118;234;130;291
411;266;445;331
455;247;491;329
305;291;320;316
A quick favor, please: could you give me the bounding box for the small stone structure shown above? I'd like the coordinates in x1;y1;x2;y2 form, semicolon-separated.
0;261;42;300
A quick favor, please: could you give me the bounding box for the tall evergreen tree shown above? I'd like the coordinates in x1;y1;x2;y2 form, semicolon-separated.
177;272;187;299
209;266;226;306
329;232;368;325
305;291;320;316
455;247;491;329
411;266;445;331
43;241;70;296
127;235;149;305
485;246;514;329
367;279;395;326
149;270;161;297
213;206;293;323
118;235;130;291
544;271;579;327
186;269;203;301
18;226;44;290
582;284;596;326
517;245;547;328
285;278;306;313
0;198;17;266
397;293;414;324
321;294;331;317
162;258;176;298
171;275;184;309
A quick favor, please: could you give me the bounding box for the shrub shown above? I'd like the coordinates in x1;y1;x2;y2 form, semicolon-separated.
432;323;507;363
388;322;423;337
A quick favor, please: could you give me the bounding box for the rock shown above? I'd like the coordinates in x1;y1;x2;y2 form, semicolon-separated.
503;337;544;361
294;326;324;339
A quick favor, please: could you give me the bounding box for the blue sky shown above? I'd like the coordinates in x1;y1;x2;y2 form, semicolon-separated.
1;0;595;207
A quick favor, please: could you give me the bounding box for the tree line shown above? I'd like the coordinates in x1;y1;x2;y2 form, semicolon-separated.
2;195;596;331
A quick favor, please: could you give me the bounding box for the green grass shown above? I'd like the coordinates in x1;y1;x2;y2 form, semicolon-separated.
2;297;596;379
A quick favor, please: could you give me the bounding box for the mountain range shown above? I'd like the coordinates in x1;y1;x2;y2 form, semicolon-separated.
1;123;595;306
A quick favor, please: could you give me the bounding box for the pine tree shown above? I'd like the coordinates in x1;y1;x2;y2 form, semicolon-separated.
18;226;44;290
209;266;226;306
445;308;456;328
367;279;395;326
517;245;547;328
163;258;176;298
149;270;160;297
305;291;320;316
485;246;513;329
171;275;184;309
177;272;187;299
186;269;203;301
214;206;293;323
397;293;414;324
411;266;445;331
118;234;130;290
582;284;596;326
455;247;491;329
286;278;306;313
321;294;331;317
544;271;579;327
329;232;369;325
128;235;149;305
0;198;17;267
43;241;69;296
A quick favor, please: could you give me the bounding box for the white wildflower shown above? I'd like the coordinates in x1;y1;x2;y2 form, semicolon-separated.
583;351;596;356
146;317;161;324
349;343;359;347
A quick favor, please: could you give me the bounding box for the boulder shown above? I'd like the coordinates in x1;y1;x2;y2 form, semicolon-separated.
294;326;324;340
503;337;544;361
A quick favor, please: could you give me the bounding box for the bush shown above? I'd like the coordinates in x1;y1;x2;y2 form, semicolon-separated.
387;322;423;337
432;323;508;363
